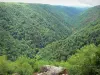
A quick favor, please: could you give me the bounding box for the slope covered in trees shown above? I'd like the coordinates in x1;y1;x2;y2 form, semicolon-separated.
0;2;87;60
38;5;100;61
0;2;100;75
0;26;35;60
0;2;85;49
77;5;100;27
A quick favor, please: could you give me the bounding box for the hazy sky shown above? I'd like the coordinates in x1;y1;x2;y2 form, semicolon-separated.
0;0;100;7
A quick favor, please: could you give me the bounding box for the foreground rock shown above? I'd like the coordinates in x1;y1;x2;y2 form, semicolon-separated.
35;65;68;75
12;73;20;75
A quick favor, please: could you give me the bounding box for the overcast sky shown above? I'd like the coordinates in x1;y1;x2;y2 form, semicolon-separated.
0;0;100;7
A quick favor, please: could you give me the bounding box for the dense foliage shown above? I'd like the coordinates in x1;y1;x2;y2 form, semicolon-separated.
67;44;100;75
0;2;87;60
0;2;84;49
0;44;100;75
0;2;100;75
39;16;100;61
75;5;100;28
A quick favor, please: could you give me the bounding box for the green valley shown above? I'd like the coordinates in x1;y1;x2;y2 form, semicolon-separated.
0;2;100;75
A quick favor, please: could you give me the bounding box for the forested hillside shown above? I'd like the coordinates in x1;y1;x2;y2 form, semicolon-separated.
39;5;100;61
0;3;85;48
75;5;100;28
0;2;100;75
0;2;86;60
0;3;71;48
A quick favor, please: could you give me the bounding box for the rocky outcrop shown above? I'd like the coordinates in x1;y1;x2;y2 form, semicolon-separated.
12;73;20;75
35;65;68;75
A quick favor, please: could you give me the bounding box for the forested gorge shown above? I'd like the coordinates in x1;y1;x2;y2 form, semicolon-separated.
0;2;100;75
